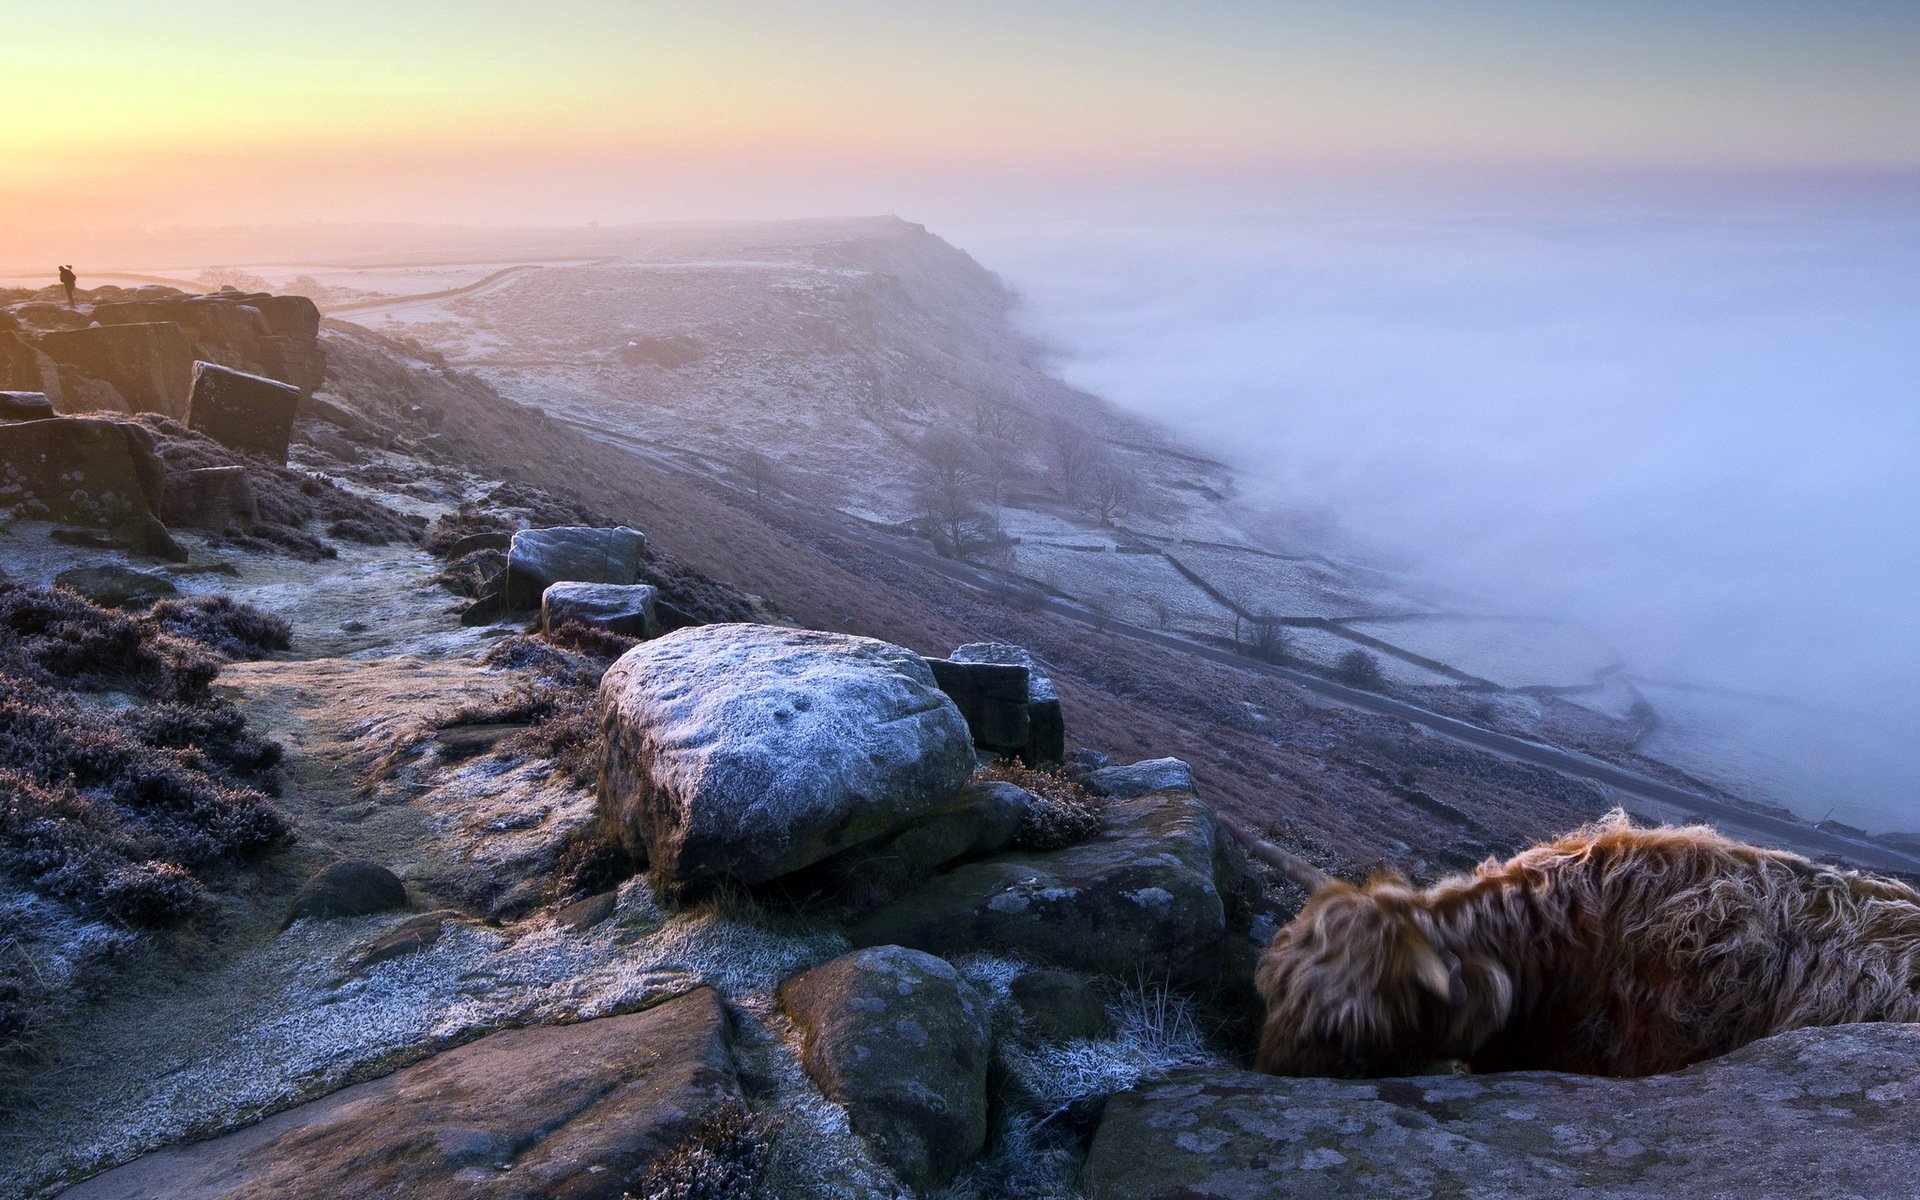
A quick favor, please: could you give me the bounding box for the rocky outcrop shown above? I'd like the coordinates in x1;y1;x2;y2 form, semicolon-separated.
187;362;302;463
93;292;326;395
0;415;179;557
1082;1023;1920;1200
161;465;258;531
779;946;992;1191
38;323;195;420
60;987;740;1200
807;778;1033;905
505;525;648;609
951;641;1065;764
596;624;977;887
541;581;659;639
849;788;1255;990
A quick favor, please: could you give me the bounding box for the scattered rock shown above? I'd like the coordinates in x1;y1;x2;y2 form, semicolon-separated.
850;790;1253;990
38;321;195;419
951;641;1065;764
1010;968;1113;1042
779;946;991;1191
1082;1023;1920;1200
597;624;977;887
555;890;619;932
541;580;659;639
187;361;302;464
160;465;257;530
286;860;408;925
441;530;512;559
344;910;459;976
0;390;54;421
61;988;739;1200
505;525;648;609
52;564;178;609
1085;756;1193;799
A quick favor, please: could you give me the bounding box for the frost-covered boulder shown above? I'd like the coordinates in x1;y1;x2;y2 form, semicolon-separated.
779;946;992;1191
849;790;1255;989
597;624;977;887
1082;1023;1920;1200
505;525;647;609
187;361;301;463
1086;756;1193;799
541;581;659;639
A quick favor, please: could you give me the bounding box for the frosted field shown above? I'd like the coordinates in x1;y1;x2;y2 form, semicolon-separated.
1011;544;1239;636
1342;615;1623;690
1170;543;1422;620
1278;625;1465;688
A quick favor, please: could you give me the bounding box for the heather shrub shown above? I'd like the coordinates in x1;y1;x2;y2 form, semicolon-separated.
976;761;1104;851
457;623;629;786
626;1102;783;1200
0;583;218;702
147;594;292;659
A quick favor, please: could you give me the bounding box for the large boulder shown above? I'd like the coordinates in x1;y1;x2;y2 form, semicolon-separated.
38;322;195;419
541;581;659;639
506;525;648;610
285;860;408;925
849;790;1254;990
161;465;258;530
60;987;740;1200
0;331;66;410
597;624;977;887
94;293;326;394
950;641;1065;764
925;656;1031;752
1082;1023;1920;1200
779;946;992;1191
187;361;301;463
0;415;178;556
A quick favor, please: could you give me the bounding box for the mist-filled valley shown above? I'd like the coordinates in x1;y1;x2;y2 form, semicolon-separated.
950;176;1920;830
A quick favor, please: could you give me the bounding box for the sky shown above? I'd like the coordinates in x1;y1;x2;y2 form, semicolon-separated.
4;1;1920;258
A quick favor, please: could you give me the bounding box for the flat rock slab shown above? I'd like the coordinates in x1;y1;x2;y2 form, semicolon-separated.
1085;757;1193;799
1082;1023;1920;1200
60;987;739;1200
849;790;1247;989
597;624;976;886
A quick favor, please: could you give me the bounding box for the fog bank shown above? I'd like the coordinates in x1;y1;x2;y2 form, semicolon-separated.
950;175;1920;829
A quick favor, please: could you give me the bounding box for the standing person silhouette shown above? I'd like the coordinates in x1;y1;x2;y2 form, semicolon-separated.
58;265;77;307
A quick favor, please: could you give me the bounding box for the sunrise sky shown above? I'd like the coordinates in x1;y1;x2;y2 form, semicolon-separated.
4;0;1918;260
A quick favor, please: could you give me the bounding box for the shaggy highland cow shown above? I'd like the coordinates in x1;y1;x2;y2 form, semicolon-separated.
1249;811;1920;1078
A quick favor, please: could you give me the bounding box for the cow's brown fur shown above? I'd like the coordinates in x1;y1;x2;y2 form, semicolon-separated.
1254;811;1920;1077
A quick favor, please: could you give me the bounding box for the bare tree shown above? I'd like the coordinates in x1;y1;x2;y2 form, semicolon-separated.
737;449;780;500
973;396;1029;441
1045;417;1096;495
1247;609;1293;664
912;428;996;559
1080;448;1138;525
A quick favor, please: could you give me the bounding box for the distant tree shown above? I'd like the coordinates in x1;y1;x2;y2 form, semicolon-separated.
1045;417;1096;495
1080;449;1138;525
284;275;339;305
972;396;1029;441
1332;648;1385;690
911;428;996;559
1247;610;1293;664
737;449;780;500
197;266;270;293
